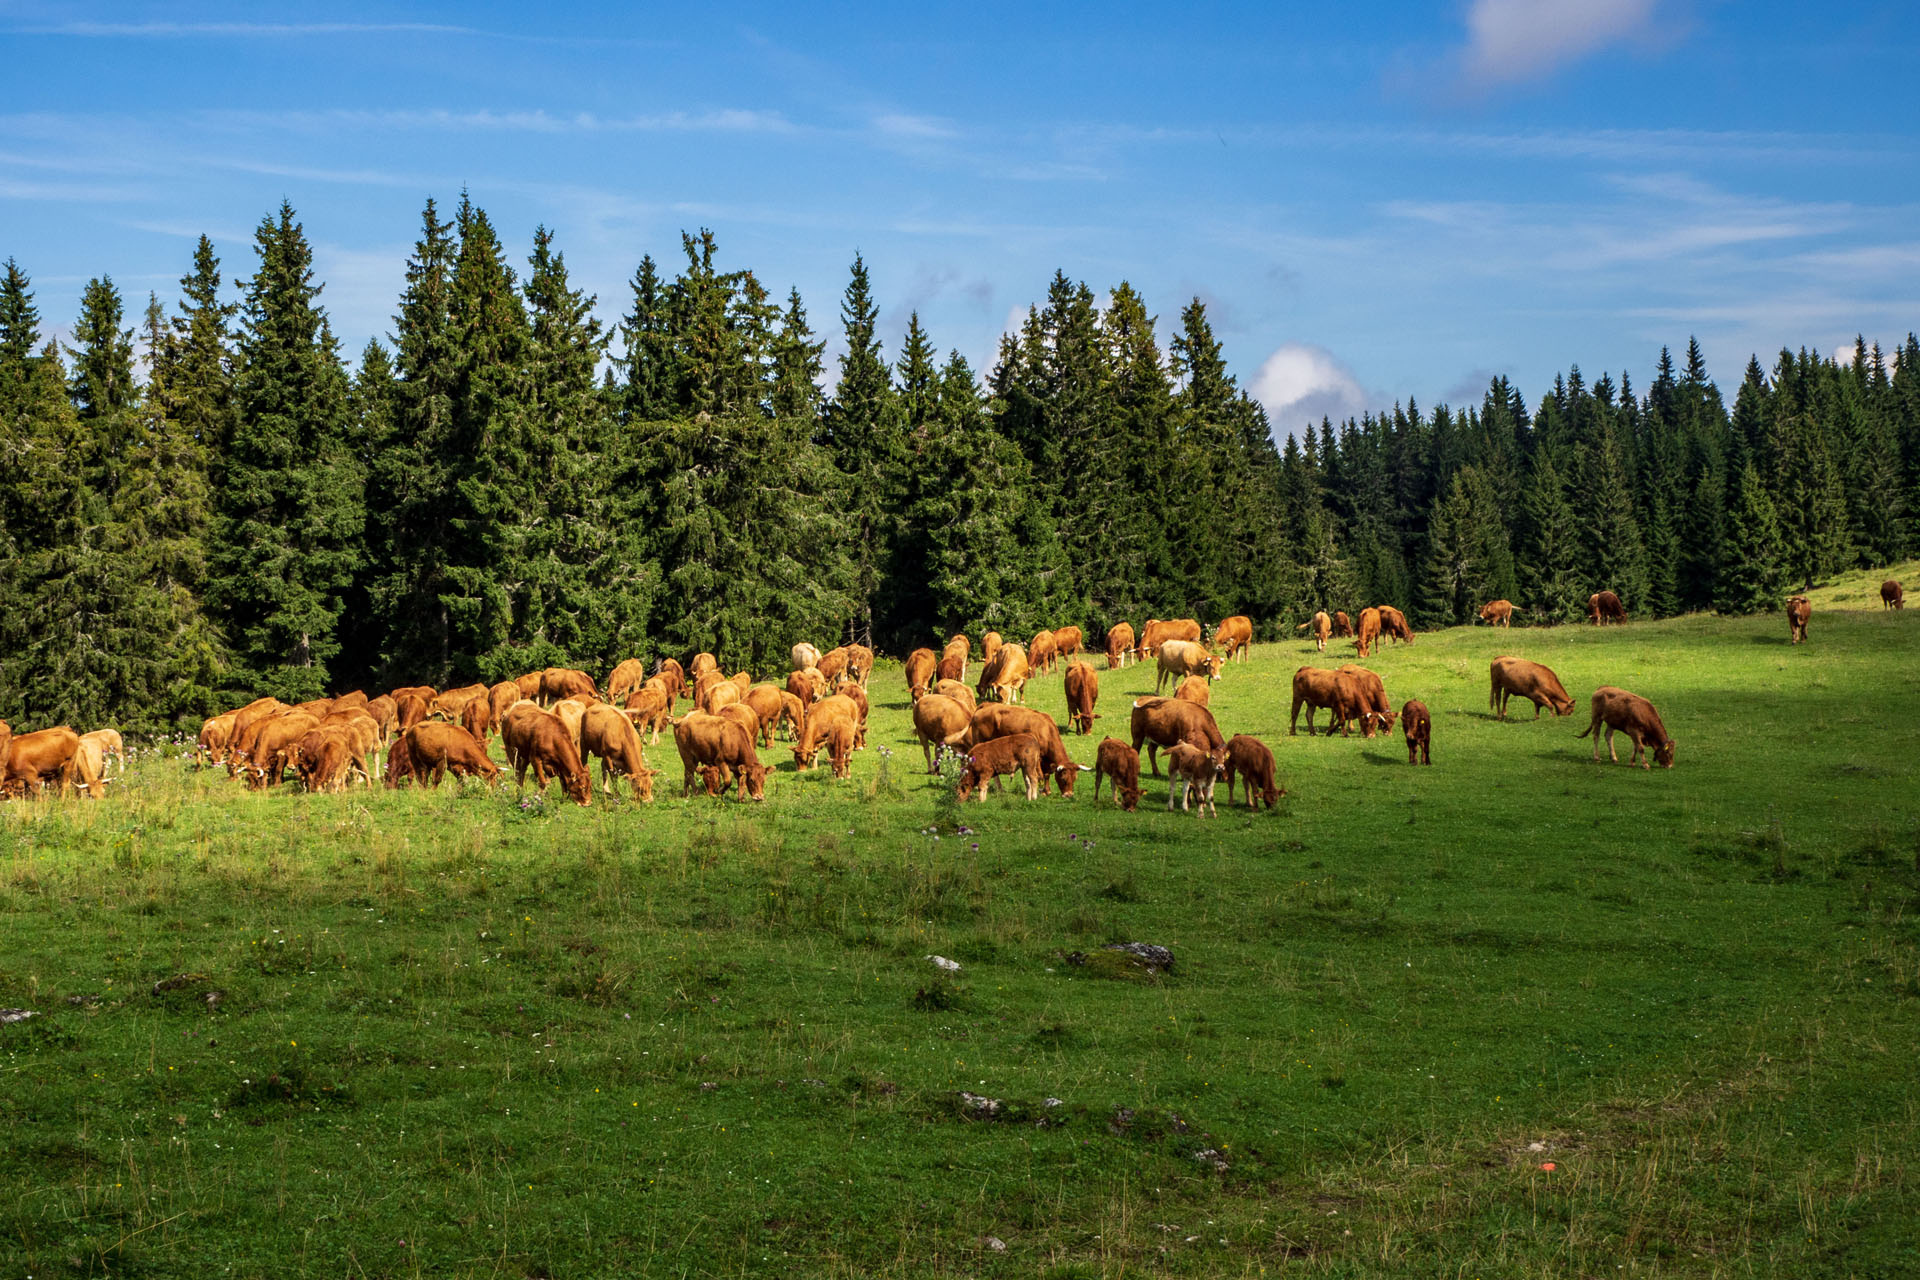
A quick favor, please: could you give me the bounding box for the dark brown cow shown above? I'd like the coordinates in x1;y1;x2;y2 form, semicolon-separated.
1787;595;1811;645
1128;696;1225;777
402;722;500;788
1479;599;1513;627
384;733;419;788
582;704;656;800
292;728;355;794
1054;625;1084;659
787;667;825;709
966;704;1087;795
1337;664;1398;737
1289;667;1364;737
1587;591;1627;625
1063;661;1099;734
1092;737;1141;810
1353;607;1382;659
500;705;591;804
1029;629;1059;675
1296;610;1332;652
1377;605;1414;646
3;727;80;798
250;713;321;788
1166;741;1227;817
1579;686;1675;769
1105;621;1136;669
905;648;938;702
955;733;1046;802
606;658;647;707
1211;615;1253;662
1489;656;1575;719
1882;580;1904;610
1332;610;1354;638
674;712;767;800
936;652;966;685
1401;699;1431;765
1222;734;1281;809
912;693;972;773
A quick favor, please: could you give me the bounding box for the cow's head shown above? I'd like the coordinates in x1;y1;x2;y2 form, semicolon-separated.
699;765;730;796
1549;693;1576;716
740;762;769;801
1117;784;1141;811
563;766;592;807
1205;656;1224;681
1654;739;1676;769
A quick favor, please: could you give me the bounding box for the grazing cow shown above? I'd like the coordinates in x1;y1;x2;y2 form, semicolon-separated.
1296;611;1332;652
1332;611;1354;638
581;704;656;800
945;634;971;661
955;733;1046;802
966;704;1088;795
385;733;419;788
1222;735;1281;810
821;719;859;779
1137;618;1201;659
976;642;1031;705
1054;625;1084;659
1882;580;1904;610
791;642;822;672
500;704;592;804
833;680;870;746
717;703;765;764
1337;664;1398;737
70;736;109;798
933;679;977;717
844;644;875;687
674;712;767;800
792;694;861;770
1401;699;1431;765
1063;661;1100;734
936;651;966;685
740;684;785;748
250;713;322;788
905;648;938;702
1129;697;1225;777
365;695;398;738
777;692;807;742
912;694;973;773
389;685;436;707
1579;686;1676;769
430;682;489;721
1353;607;1382;659
623;684;673;744
3;727;81;798
1489;656;1576;719
816;647;850;685
1289;667;1365;737
1166;741;1227;817
980;631;1003;666
1105;622;1136;670
1587;591;1627;625
1479;599;1513;628
689;652;719;681
654;658;686;703
78;728;125;777
483;680;520;727
461;694;495;745
540;668;597;705
401;722;499;789
1155;639;1223;693
706;681;742;717
394;692;429;734
606;659;647;707
1211;615;1253;662
289;728;353;794
787;667;826;709
551;698;591;754
1092;737;1142;810
1377;605;1414;646
1173;675;1210;707
196;713;236;767
1030;629;1059;675
1787;595;1811;645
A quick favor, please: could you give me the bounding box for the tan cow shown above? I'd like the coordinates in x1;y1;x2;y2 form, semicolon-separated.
606;659;647;707
976;642;1030;705
623;684;673;744
933;680;977;717
1129;697;1224;777
816;647;850;685
1479;599;1513;627
1105;622;1135;669
1029;629;1059;675
1353;607;1382;658
965;705;1088;795
196;713;236;767
912;694;972;773
1489;656;1575;719
1295;610;1331;652
501;704;592;804
1377;605;1414;646
1579;686;1675;769
1155;639;1222;693
1166;741;1227;817
791;642;822;672
1173;675;1210;707
844;644;875;687
401;722;499;789
79;728;125;777
1787;595;1811;645
582;704;656;800
980;631;1002;666
792;694;861;770
740;684;785;748
1137;617;1201;659
1054;625;1084;659
1063;661;1099;734
1211;615;1253;662
905;648;938;702
4;727;81;798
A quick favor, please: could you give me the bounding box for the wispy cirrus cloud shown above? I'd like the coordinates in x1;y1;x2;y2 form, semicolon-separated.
1453;0;1678;87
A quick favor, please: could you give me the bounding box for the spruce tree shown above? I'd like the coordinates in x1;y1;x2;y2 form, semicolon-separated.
1574;424;1647;612
1718;463;1784;613
1416;466;1516;627
1518;452;1584;623
821;253;906;647
615;254;674;422
769;287;824;422
1770;412;1851;589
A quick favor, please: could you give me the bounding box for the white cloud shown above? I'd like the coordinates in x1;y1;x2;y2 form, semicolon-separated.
1251;343;1371;436
1458;0;1665;86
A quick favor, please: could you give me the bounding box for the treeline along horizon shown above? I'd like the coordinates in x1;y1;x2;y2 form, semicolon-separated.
1;196;1916;734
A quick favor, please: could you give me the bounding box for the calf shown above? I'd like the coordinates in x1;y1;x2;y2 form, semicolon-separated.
1579;686;1676;769
1490;656;1575;719
1092;737;1141;810
1166;741;1226;817
1401;699;1431;765
826;719;858;780
1222;734;1281;809
606;658;647;707
966;704;1088;796
955;733;1046;802
1479;599;1513;627
1787;595;1811;644
792;694;860;770
1063;661;1099;734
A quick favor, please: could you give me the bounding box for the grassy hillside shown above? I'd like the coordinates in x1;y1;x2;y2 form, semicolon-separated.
3;594;1918;1277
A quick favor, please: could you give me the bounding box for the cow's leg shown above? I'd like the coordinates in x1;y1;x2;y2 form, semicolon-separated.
1167;778;1178;811
1604;726;1619;763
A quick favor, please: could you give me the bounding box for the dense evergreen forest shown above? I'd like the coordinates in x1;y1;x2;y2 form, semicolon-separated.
2;197;1916;733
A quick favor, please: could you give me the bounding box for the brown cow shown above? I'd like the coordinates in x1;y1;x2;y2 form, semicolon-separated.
912;694;972;773
390;685;436;707
1479;599;1513;627
816;647;850;685
977;642;1031;705
966;705;1088;795
1490;656;1575;719
1029;629;1059;675
1211;615;1253;662
250;713;322;788
1092;737;1142;810
1353;607;1382;659
1296;610;1332;652
934;679;977;716
844;644;875;687
688;652;719;681
365;695;398;738
1289;667;1365;737
674;712;767;800
1377;605;1414;646
1337;664;1398;737
1587;591;1627;625
705;680;742;716
1166;741;1227;817
1401;699;1431;765
461;694;495;745
78;728;124;778
1063;661;1099;735
1332;610;1354;638
1105;622;1136;669
777;691;808;742
384;733;419;788
541;668;598;705
551;698;591;754
1882;580;1904;610
787;667;826;709
3;727;81;798
944;634;970;661
71;736;109;798
905;648;938;702
936;651;966;685
501;705;592;804
582;704;656;800
792;694;861;770
394;692;429;734
980;631;1003;666
606;659;647;707
430;682;488;721
623;684;673;744
196;712;236;767
1054;625;1084;659
1222;734;1281;809
1173;675;1210;707
654;658;687;704
955;733;1046;802
834;680;870;747
1155;639;1222;693
401;722;500;789
1129;696;1224;777
1138;617;1201;659
823;719;859;780
1787;595;1811;645
1579;686;1675;769
740;684;785;747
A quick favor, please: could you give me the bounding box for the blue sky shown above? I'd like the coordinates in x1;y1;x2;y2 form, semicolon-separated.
3;1;1916;434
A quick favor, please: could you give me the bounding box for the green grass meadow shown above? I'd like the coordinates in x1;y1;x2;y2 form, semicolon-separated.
4;563;1920;1277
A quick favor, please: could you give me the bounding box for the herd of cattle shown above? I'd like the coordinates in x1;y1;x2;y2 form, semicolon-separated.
0;580;1905;808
